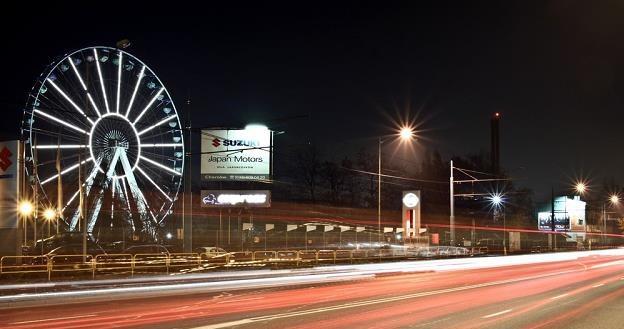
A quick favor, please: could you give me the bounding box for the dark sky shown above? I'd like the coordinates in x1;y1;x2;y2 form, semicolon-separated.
3;1;624;200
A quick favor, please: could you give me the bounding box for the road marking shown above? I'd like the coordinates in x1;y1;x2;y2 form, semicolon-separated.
10;314;96;325
592;284;604;288
193;269;579;329
217;297;264;304
482;309;512;319
551;293;569;300
590;260;624;269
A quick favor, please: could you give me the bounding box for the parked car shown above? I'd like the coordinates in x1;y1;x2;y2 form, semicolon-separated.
123;244;172;255
31;243;107;265
22;232;99;256
195;246;227;257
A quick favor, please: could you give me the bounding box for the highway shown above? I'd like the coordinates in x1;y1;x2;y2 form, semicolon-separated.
2;250;624;329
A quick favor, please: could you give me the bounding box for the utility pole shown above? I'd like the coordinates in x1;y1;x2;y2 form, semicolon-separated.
449;160;454;246
551;187;556;251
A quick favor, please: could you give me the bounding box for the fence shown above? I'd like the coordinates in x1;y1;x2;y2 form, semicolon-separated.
0;247;462;281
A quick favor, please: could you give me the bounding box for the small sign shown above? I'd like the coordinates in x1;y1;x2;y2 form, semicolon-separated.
201;190;271;208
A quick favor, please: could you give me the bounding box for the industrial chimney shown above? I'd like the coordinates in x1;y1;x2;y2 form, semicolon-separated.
491;112;500;175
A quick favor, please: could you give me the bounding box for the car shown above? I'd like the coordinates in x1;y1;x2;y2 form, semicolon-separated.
195;246;227;257
31;243;107;266
123;244;172;255
22;232;99;256
47;243;107;256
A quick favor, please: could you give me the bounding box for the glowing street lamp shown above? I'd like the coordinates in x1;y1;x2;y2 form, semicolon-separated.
399;126;414;141
43;208;56;237
610;194;619;205
18;201;34;217
575;182;587;195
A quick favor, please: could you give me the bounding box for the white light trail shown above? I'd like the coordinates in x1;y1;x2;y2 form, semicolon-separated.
34;145;88;149
46;79;94;125
41;157;92;185
133;87;164;124
137;115;177;136
139;143;183;147
136;166;172;202
140;156;182;176
116;52;122;113
482;309;512;319
94;48;111;113
33;109;89;135
125;65;145;118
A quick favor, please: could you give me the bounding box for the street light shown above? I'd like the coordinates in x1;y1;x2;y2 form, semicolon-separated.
602;194;620;246
18;200;34;248
378;126;415;246
43;208;55;237
18;200;33;217
575;182;587;195
488;192;506;255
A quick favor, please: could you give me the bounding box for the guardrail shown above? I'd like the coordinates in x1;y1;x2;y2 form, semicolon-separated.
1;247;472;281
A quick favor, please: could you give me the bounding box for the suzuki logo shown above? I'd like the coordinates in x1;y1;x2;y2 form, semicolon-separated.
0;146;12;171
212;138;221;147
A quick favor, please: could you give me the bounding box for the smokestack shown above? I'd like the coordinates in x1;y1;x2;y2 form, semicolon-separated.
491;112;500;175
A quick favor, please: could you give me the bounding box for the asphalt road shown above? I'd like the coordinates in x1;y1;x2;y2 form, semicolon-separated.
2;253;624;329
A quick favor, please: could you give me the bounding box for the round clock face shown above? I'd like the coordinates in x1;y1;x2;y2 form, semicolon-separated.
403;192;419;208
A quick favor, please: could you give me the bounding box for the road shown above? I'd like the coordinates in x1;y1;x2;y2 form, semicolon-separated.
2;251;624;328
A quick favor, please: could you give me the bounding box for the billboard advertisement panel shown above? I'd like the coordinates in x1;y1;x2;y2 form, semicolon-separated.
200;128;271;181
537;196;586;232
0;141;18;228
201;190;271;208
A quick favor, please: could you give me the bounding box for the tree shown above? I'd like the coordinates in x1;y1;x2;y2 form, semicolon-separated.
294;144;322;203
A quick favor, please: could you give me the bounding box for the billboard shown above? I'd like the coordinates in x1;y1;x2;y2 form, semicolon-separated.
0;141;18;228
201;128;271;181
537;196;586;232
201;190;271;208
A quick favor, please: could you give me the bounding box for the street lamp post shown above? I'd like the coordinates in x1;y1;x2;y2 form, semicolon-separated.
18;201;34;246
378;127;414;247
604;194;619;246
490;193;506;255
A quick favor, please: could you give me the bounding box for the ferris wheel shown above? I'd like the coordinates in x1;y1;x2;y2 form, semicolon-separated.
21;46;184;242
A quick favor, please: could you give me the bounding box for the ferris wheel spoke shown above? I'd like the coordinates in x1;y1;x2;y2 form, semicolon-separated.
133;87;165;124
139;155;182;176
116;52;122;114
125;65;146;118
136;166;172;202
33;109;90;135
139;143;184;148
93;48;111;114
45;78;94;125
137;114;178;137
33;144;88;149
67;56;87;91
68;56;102;118
40;157;93;185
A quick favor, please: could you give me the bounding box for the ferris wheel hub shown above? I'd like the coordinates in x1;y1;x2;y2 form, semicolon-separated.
89;113;141;179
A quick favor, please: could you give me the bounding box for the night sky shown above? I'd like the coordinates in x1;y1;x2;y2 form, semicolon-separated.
2;1;624;200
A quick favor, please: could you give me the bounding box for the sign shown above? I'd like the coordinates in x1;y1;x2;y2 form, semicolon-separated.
200;128;271;181
0;141;18;228
201;190;271;208
402;190;421;239
537;196;586;232
402;192;420;208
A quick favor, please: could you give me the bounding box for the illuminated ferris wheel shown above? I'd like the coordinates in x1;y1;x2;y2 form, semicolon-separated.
21;46;184;241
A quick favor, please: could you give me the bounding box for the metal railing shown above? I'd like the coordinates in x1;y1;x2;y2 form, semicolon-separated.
0;247;467;281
